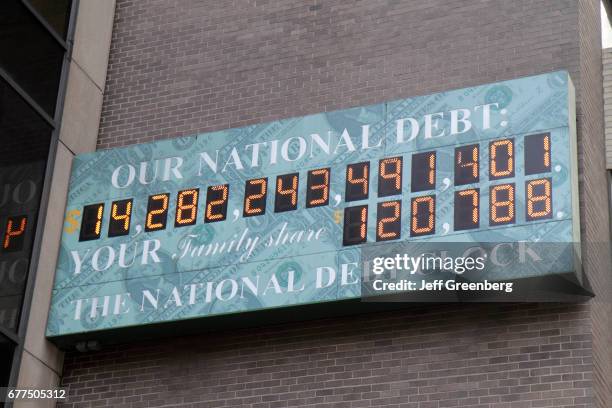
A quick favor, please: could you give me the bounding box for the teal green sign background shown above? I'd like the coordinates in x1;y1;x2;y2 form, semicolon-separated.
46;71;580;338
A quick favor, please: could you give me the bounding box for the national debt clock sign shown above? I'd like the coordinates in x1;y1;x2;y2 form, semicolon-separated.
46;71;585;343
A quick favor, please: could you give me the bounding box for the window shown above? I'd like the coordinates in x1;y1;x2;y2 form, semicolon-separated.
0;0;67;116
0;77;51;335
25;0;73;39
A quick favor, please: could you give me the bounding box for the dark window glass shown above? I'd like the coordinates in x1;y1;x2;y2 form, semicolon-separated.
0;0;66;115
0;77;51;335
0;334;15;389
25;0;72;39
0;78;53;164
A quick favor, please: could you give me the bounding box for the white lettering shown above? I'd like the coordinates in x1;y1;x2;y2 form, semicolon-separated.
111;164;136;189
424;112;445;139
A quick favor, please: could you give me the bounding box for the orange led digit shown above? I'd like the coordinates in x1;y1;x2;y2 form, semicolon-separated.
454;189;479;230
79;203;104;241
95;206;103;234
428;153;435;185
376;200;401;241
489;184;515;225
455;144;479;185
343;205;368;246
275;173;299;212
278;176;298;205
543;135;551;168
410;195;435;236
378;157;402;197
461;189;479;224
3;216;27;251
146;193;169;231
525;133;552;175
175;189;199;227
359;208;367;239
345;162;369;201
205;185;229;222
306;168;330;208
108;199;133;237
526;178;552;220
243;178;268;217
411;151;436;192
489;138;514;179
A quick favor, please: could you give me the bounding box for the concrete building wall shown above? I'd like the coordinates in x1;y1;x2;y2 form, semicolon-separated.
57;0;612;407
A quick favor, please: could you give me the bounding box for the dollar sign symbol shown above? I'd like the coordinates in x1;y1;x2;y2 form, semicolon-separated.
64;209;81;234
334;210;343;224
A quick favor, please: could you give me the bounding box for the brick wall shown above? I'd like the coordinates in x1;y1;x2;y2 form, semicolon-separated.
603;48;612;168
60;304;595;408
577;1;612;407
59;0;612;407
97;0;581;149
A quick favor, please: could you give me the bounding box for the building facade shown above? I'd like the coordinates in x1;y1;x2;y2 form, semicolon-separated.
0;0;75;402
3;0;612;407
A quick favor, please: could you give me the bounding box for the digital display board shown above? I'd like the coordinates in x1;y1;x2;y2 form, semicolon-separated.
47;71;581;340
